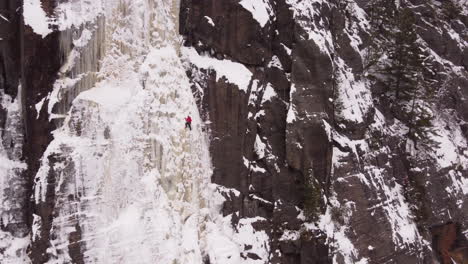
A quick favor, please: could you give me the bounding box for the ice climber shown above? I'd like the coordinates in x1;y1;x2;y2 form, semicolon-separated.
185;115;192;130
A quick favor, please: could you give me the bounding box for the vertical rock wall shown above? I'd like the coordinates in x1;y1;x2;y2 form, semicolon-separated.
180;0;333;262
181;0;468;263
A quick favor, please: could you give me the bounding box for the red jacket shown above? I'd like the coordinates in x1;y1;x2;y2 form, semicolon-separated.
185;116;192;123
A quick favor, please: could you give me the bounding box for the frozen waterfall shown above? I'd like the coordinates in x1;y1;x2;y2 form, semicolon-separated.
23;0;269;263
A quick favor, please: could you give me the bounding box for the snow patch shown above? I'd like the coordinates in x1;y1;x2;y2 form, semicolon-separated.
77;80;135;109
239;0;273;28
0;14;9;22
430;115;467;169
23;0;53;37
35;97;46;119
335;58;373;124
254;135;266;159
55;0;104;30
279;230;300;241
366;167;421;247
182;47;252;92
281;43;292;55
32;214;42;240
250;194;272;204
0;232;31;264
262;83;277;103
73;28;94;48
285;0;333;57
205;216;269;264
204;16;215;26
314;198;364;264
287;84;297;123
268;55;283;69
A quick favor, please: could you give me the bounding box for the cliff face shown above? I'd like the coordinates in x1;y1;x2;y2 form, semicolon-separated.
0;0;467;263
1;0;62;261
180;0;468;263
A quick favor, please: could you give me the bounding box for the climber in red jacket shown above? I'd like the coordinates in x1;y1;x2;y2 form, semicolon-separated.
185;115;192;130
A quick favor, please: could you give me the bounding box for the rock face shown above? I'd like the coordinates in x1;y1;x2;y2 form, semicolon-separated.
1;0;61;260
0;0;101;262
0;0;467;263
0;1;30;262
180;0;468;263
180;0;334;262
0;0;21;98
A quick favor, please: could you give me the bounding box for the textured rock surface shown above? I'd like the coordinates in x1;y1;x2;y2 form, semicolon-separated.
181;1;333;262
1;0;102;262
0;0;467;263
181;0;468;263
0;1;30;262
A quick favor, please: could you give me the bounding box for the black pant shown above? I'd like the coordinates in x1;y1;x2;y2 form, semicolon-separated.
185;122;192;130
